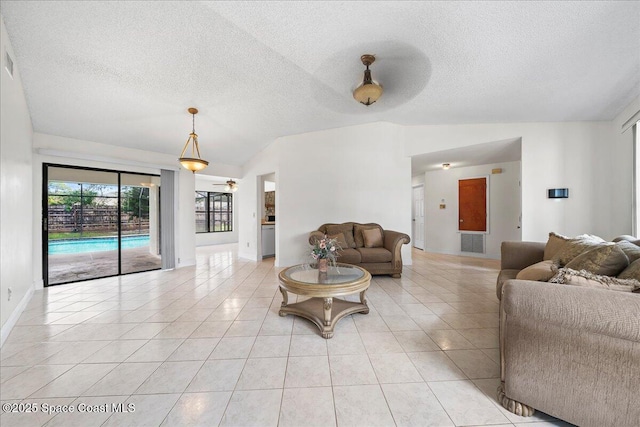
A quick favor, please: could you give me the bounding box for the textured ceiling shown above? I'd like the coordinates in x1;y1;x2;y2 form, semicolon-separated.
1;1;639;166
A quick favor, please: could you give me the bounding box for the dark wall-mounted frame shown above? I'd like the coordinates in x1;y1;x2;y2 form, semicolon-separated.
548;188;569;199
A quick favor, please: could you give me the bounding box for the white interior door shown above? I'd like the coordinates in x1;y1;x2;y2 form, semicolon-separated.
412;186;425;250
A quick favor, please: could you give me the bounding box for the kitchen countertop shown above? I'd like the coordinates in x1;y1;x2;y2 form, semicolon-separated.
261;221;276;225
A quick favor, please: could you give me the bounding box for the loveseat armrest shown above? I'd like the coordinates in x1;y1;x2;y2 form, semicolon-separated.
309;230;324;245
500;241;545;271
383;230;410;263
502;280;640;342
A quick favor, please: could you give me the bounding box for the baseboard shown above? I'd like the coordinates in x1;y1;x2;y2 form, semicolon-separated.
177;258;196;268
238;249;258;261
1;283;34;347
33;278;44;290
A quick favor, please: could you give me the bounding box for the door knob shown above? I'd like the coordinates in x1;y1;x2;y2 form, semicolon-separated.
459;219;464;222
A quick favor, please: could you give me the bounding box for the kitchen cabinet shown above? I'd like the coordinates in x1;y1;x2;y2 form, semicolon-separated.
262;224;275;258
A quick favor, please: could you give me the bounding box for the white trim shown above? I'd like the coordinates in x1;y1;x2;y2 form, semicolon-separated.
1;284;35;347
37;148;180;171
622;110;640;133
177;258;196;268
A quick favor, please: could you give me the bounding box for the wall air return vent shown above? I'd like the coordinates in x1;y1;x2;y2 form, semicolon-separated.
5;49;14;79
461;233;485;254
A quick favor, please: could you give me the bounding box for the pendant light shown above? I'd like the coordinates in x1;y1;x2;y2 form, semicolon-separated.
353;54;383;106
179;107;209;173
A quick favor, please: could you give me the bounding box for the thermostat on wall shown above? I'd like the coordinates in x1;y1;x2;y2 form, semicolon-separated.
548;188;569;199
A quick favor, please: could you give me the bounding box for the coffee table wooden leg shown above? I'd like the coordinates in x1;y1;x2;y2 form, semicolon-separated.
359;290;370;314
323;298;333;326
279;287;289;316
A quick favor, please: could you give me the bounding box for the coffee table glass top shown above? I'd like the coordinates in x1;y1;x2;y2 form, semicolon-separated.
281;263;365;285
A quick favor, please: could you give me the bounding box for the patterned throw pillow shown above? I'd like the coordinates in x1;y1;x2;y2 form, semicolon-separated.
551;234;605;267
549;267;640;292
564;244;629;276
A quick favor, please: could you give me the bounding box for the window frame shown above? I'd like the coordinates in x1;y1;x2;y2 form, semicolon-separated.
195;191;233;233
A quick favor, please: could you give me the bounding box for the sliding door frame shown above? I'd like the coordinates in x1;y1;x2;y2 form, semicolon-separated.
42;163;161;287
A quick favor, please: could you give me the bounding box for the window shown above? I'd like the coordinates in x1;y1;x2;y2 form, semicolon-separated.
196;191;233;233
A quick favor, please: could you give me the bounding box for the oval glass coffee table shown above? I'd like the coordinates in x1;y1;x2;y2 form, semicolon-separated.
278;263;371;339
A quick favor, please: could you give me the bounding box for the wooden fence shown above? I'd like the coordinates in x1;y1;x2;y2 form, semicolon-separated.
48;205;149;233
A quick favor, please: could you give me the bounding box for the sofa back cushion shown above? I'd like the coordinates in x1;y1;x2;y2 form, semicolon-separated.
565;244;629;276
616;240;640;263
618;258;640;281
353;223;383;247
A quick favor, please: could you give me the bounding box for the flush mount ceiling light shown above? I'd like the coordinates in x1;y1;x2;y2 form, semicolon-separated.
442;163;451;170
178;107;209;173
353;54;383;106
213;179;238;192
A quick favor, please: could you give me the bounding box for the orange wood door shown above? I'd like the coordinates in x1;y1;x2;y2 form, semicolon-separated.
458;178;487;231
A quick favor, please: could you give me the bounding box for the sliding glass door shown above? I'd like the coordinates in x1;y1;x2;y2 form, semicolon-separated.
44;165;161;286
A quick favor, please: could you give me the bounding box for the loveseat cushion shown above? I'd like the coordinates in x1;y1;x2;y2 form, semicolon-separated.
328;233;349;250
551;234;605;266
353;224;383;248
356;247;392;263
337;248;361;264
515;260;556;281
326;224;356;248
565;243;629;276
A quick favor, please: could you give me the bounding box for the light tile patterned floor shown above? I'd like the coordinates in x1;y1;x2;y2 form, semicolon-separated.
0;245;574;427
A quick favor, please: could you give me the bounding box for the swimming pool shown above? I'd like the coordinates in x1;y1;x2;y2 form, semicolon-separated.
48;235;150;255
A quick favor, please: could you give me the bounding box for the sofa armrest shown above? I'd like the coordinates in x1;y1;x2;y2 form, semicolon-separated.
383;230;410;262
502;280;640;342
500;241;545;271
309;231;324;245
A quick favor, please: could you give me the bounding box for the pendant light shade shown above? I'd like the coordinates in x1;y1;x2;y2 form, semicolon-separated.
179;107;209;173
353;54;383;106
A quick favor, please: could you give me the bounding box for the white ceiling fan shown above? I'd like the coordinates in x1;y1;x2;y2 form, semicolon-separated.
213;179;238;192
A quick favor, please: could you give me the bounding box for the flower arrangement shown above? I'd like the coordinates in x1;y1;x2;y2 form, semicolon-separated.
311;234;341;266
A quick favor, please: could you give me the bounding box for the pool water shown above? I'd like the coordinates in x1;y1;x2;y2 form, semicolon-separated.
49;235;150;255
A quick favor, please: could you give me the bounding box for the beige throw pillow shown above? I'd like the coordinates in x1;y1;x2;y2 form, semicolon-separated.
328;233;348;250
543;232;570;261
326;224;356;248
564;244;629;276
362;228;384;248
515;260;556;282
353;224;382;247
550;267;640;292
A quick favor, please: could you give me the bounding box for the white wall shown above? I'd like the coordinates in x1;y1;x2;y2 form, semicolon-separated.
404;121;620;241
1;15;34;341
195;176;239;246
423;161;521;258
239;122;413;267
